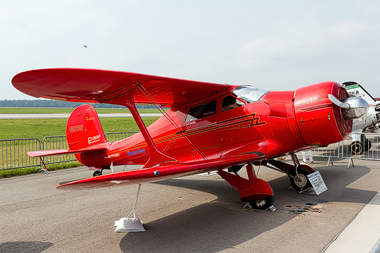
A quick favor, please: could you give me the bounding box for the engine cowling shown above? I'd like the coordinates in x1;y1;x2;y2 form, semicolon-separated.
293;81;352;147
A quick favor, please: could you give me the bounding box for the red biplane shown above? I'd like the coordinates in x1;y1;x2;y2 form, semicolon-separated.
12;69;368;217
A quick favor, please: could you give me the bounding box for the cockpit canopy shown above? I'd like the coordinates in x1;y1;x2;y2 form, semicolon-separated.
184;86;270;123
232;86;270;103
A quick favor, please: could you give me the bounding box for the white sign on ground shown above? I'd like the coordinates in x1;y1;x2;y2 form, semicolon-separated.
307;171;328;195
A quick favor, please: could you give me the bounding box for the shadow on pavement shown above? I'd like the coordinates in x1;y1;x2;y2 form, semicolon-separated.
0;241;53;253
119;162;376;252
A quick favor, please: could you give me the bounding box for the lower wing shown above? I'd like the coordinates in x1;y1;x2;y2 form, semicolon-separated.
57;154;260;190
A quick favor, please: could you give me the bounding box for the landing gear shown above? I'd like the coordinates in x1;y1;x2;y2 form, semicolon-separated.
288;153;313;192
267;153;315;192
288;167;311;191
365;139;372;151
218;163;275;210
92;165;111;177
351;141;363;155
93;170;102;177
351;133;372;155
351;139;371;155
249;195;275;210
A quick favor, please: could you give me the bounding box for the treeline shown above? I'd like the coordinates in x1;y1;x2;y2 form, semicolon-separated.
0;100;154;108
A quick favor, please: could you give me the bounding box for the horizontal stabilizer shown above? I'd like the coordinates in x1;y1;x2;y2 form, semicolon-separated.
57;154;259;190
28;143;109;157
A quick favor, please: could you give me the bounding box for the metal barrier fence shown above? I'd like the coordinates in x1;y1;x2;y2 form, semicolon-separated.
0;138;41;171
341;132;380;167
2;131;379;171
105;132;136;143
42;136;76;165
308;141;342;166
0;132;137;171
308;132;380;167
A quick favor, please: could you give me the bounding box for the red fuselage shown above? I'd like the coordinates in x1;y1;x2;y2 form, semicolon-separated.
75;81;351;168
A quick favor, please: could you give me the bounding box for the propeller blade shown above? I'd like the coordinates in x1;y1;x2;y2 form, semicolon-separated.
328;94;349;109
328;94;369;119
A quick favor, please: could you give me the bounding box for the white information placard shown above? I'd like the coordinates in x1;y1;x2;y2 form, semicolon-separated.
307;171;328;195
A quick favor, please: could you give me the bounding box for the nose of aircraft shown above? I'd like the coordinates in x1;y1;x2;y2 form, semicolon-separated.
328;94;369;119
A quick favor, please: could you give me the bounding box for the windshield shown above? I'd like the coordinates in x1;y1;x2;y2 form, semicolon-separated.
232;86;270;103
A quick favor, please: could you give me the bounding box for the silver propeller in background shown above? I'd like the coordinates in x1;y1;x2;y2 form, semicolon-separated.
328;94;369;119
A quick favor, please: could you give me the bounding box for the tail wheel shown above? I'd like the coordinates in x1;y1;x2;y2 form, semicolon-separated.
351;141;363;155
93;171;102;177
249;195;274;210
288;168;311;191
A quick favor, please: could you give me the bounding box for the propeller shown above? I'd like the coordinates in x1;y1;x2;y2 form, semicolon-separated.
328;94;369;119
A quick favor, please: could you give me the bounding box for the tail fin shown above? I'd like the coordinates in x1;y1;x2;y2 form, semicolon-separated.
66;105;107;150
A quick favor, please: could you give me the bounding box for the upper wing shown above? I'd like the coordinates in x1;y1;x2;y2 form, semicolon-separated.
12;68;231;108
57;154;259;190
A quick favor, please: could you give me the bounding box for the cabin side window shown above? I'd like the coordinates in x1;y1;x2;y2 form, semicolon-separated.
185;100;217;122
222;95;244;112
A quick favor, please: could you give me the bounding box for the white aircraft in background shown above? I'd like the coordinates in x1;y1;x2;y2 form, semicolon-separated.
343;81;380;155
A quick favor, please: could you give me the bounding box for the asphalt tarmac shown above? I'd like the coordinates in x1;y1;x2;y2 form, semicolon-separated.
1;157;380;253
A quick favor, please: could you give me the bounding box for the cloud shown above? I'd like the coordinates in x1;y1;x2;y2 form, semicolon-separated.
239;19;374;67
3;1;380;99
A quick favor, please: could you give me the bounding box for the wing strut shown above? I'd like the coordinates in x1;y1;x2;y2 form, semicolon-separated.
135;82;208;160
123;88;178;168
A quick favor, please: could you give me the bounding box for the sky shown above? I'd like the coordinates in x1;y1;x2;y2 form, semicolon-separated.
2;0;380;100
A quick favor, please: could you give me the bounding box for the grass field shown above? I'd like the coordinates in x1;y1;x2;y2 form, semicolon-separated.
0;117;158;140
0;107;163;177
0;162;82;178
0;107;161;140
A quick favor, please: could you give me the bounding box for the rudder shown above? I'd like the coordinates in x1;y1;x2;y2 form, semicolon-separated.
66;104;107;150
